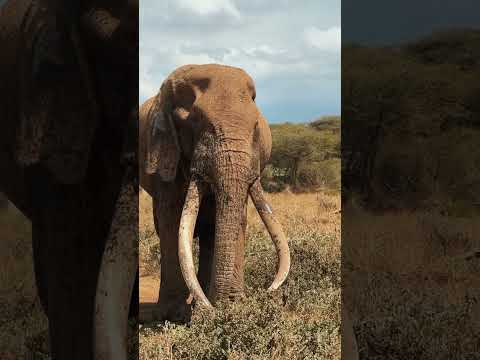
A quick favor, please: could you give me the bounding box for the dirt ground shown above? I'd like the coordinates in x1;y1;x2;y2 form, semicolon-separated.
139;275;159;304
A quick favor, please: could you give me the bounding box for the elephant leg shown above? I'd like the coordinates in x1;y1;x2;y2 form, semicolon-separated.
198;224;215;293
196;195;216;295
27;165;99;359
34;184;96;359
197;223;215;296
129;270;139;318
31;220;49;313
46;255;96;360
47;206;97;359
152;182;191;322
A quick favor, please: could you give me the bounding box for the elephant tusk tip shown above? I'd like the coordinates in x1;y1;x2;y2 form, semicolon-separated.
196;298;214;309
267;269;290;292
201;299;214;308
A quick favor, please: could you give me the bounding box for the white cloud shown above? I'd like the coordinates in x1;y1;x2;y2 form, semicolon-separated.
177;0;241;20
140;0;341;122
244;45;287;57
303;26;341;52
173;51;217;67
139;53;161;101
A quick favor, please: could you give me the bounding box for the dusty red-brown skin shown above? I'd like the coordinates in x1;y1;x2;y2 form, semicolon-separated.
139;64;290;321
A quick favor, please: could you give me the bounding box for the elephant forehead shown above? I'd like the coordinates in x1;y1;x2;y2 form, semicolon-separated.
194;95;259;122
172;64;255;95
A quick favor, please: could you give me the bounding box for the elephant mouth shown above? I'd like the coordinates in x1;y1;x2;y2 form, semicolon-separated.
178;176;291;308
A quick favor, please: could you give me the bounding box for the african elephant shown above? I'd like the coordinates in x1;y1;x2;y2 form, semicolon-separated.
342;310;359;360
139;64;291;321
0;0;138;359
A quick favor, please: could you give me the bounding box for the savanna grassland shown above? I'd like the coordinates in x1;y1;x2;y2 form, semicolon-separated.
0;202;49;359
343;201;480;358
0;118;342;359
343;29;480;358
139;188;341;360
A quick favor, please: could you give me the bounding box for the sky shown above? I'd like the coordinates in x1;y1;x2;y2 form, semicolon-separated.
343;0;480;45
140;0;341;123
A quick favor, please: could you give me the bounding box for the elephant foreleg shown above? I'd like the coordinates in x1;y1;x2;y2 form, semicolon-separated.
151;181;191;322
28;166;96;359
197;222;215;296
42;189;96;360
31;220;49;313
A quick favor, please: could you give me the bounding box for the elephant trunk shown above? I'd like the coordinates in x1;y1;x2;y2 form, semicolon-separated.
94;179;138;360
178;166;290;306
249;179;290;290
209;174;250;303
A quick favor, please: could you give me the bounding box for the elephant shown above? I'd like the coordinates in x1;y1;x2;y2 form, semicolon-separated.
342;310;359;360
139;64;291;322
0;192;8;209
0;0;138;359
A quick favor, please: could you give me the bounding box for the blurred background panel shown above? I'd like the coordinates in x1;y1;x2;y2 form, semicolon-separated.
0;0;139;358
342;1;480;358
0;195;48;358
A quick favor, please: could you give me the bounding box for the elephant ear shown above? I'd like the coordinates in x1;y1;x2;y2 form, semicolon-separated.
16;5;98;184
144;94;180;181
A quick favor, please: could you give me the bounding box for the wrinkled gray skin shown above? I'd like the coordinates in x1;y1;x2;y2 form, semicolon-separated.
0;1;138;359
139;64;283;321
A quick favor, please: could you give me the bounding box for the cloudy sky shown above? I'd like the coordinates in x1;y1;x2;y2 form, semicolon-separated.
343;0;480;45
140;0;341;123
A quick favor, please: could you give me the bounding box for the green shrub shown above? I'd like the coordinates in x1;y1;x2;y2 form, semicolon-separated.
297;159;341;192
266;121;340;193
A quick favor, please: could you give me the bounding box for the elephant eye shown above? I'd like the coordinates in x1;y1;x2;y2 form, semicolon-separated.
174;107;190;121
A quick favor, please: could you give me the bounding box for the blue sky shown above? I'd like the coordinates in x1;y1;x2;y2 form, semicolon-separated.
140;0;341;123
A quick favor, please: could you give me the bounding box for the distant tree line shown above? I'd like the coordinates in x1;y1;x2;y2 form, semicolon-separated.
343;29;480;213
262;116;340;192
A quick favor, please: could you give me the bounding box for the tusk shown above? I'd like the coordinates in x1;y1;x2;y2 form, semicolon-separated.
249;179;291;291
94;176;138;360
178;179;212;308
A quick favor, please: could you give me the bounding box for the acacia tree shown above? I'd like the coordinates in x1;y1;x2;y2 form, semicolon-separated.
342;46;413;200
343;29;480;209
270;124;328;189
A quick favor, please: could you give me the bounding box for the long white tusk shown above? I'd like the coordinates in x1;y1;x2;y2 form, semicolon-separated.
249;179;291;291
178;179;212;308
94;176;138;360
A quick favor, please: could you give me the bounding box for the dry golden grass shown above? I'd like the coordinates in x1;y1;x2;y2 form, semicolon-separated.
139;189;341;360
5;184;476;358
0;203;49;359
343;199;480;358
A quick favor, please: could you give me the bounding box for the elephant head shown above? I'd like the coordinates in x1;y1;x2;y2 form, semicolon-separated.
140;64;290;306
15;0;138;184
